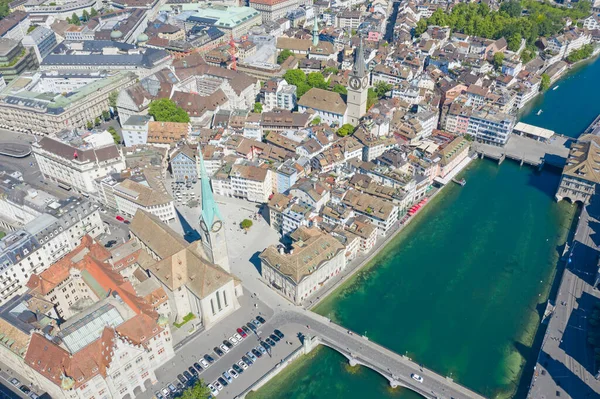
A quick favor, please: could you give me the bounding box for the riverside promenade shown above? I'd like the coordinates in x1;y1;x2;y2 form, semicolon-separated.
528;199;600;398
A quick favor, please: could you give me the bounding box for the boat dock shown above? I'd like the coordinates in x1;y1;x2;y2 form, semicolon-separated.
474;133;571;169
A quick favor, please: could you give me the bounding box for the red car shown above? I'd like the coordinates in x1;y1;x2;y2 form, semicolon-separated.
237;328;247;338
116;215;124;222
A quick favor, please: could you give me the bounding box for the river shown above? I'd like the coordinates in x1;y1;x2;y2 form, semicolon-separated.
248;58;600;399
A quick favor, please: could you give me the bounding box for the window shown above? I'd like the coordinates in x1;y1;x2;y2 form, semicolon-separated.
216;291;222;311
223;290;228;307
210;299;215;315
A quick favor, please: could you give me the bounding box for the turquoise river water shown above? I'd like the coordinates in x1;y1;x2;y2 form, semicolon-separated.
248;57;600;399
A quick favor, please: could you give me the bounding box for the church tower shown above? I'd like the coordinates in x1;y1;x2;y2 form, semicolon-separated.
198;148;230;272
346;37;369;126
312;15;319;47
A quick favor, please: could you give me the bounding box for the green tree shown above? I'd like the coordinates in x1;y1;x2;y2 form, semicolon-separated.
507;32;521;52
148;98;190;123
102;110;110;121
307;72;328;89
566;44;595;63
277;49;293;64
90;7;98;17
337;123;354;137
241;219;253;229
70;13;81;25
373;82;392;98
296;82;311;98
283;69;306;87
367;88;378;109
323;67;339;75
82;10;90;21
311;116;321;125
180;379;211;399
520;45;537;64
500;0;521;18
94;117;101;126
493;52;505;70
540;73;551;91
108;90;118;109
253;102;263;113
86;121;93;130
107;126;120;145
333;84;347;95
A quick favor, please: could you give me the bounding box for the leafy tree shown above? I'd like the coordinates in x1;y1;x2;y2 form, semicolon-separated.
253;102;263;113
0;1;9;19
102;110;110;121
277;49;293;64
520;45;537;64
373;82;391;98
180;379;211;399
493;52;504;70
94;117;101;126
323;67;339;75
500;0;522;18
108;91;118;108
307;72;328;89
86;121;93;130
90;7;98;17
107;126;120;145
566;44;595;63
507;32;521;52
311;116;321;125
148;98;190;123
27;25;38;34
337;123;354;137
296;82;311;98
367;88;378;109
70;13;81;25
283;69;306;87
241;219;253;229
333;84;347;95
540;73;551;91
82;10;90;21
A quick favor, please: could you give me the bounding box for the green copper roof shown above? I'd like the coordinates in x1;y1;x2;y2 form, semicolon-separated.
199;147;222;227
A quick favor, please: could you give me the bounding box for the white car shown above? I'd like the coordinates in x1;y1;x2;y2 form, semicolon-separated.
228;368;239;379
213;381;223;391
229;336;239;346
219;344;230;353
411;373;424;383
233;333;243;341
238;360;248;370
222;371;232;383
200;359;210;368
257;346;266;355
207;384;219;396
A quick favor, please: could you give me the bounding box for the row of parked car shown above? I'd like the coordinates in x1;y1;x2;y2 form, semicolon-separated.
155;316;285;398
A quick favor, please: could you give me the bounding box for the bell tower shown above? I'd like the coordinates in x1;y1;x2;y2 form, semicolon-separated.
346;37;369;126
198;148;230;272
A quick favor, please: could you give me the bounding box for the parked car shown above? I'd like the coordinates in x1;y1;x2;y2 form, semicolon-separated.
270;333;280;342
247;322;257;332
116;215;124;222
247;351;257;362
228;368;239;378
252;348;263;358
233;332;243;341
274;329;285;339
200;359;210;368
237;361;248;371
208;384;219;396
162;387;171;397
168;384;177;393
241;326;251;335
256;316;266;324
242;355;253;366
223;340;234;349
257;345;267;355
229;336;239;346
214;380;224;390
177;374;187;384
266;337;276;347
219;344;230;353
214;347;224;357
222;371;232;383
154;391;164;399
204;354;215;364
252;319;261;327
189;366;199;376
217;377;228;387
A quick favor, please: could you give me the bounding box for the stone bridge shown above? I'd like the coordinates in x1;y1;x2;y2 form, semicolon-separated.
272;310;488;399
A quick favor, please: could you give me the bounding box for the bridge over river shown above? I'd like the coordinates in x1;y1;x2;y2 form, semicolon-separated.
270;310;488;399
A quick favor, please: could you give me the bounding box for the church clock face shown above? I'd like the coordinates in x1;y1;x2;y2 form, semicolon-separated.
349;77;361;90
211;220;222;232
362;76;369;89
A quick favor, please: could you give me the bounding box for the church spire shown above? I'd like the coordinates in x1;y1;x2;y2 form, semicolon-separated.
353;36;367;78
312;15;319;47
199;147;222;228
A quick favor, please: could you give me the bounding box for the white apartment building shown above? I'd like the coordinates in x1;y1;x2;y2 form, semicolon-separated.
33;133;127;194
263;79;297;112
121;115;153;147
214;163;273;203
342;190;398;236
260;227;346;304
0;199;104;303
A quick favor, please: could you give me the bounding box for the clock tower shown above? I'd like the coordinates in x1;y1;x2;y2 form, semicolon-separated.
198;148;230;272
346;37;369;126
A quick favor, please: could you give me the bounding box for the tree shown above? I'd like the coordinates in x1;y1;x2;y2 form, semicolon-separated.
337;123;354;137
507;32;521;52
107;126;120;145
82;10;90;22
283;69;306;87
492;52;504;70
241;219;253;230
373;82;392;98
296;82;311;98
70;13;80;25
277;49;293;64
311;116;321;125
367;88;378;109
540;73;551;91
500;0;521;18
90;7;98;17
148;98;190;123
94;117;101;126
333;84;347;95
180;379;211;399
86;121;93;130
102;110;110;121
253;102;263;113
323;67;339;75
307;72;328;89
108;91;118;108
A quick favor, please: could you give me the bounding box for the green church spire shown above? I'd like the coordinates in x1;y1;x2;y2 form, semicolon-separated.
199;147;222;227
